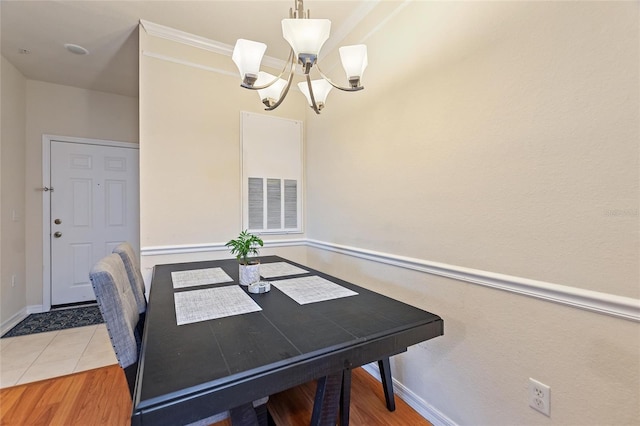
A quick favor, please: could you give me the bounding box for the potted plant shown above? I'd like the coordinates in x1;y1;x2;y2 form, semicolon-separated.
225;230;264;286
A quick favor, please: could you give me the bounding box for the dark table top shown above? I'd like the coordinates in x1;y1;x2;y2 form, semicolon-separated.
131;255;443;425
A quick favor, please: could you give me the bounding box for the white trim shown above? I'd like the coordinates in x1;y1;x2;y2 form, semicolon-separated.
1;308;28;336
306;239;640;323
142;51;237;78
362;363;457;426
43;134;137;149
140;19;285;70
141;239;306;257
140;238;639;322
1;305;44;336
141;50;302;90
360;0;414;44
140;19;232;56
320;0;380;60
41;134;139;311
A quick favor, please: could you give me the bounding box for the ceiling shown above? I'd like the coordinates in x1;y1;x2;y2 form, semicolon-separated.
1;0;382;98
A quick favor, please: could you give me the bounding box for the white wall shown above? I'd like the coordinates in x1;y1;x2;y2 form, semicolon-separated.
304;1;639;425
0;56;27;327
24;81;138;309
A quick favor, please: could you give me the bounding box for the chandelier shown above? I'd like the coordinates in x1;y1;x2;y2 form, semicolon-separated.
231;0;368;114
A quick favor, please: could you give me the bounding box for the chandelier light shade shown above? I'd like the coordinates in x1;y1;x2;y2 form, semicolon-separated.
298;79;333;111
339;44;368;88
256;72;288;107
231;0;367;114
281;18;331;63
231;39;267;87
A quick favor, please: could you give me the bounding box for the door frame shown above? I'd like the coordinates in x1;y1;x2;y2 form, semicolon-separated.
42;134;139;311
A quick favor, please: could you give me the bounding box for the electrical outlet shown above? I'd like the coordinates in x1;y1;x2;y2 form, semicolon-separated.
529;378;550;416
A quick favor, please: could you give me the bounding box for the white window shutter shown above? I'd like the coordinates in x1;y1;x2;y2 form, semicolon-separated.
284;179;297;229
267;178;282;229
248;177;264;229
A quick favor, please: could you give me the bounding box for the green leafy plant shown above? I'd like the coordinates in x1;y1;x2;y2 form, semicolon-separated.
225;230;264;265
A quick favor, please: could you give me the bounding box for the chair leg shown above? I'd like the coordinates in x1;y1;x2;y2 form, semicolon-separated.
378;358;396;412
123;362;138;399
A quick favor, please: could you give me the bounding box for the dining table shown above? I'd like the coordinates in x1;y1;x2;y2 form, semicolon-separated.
130;255;443;426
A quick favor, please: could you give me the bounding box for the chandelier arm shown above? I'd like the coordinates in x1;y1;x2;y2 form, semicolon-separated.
264;58;297;111
315;65;365;92
306;74;321;115
242;50;295;90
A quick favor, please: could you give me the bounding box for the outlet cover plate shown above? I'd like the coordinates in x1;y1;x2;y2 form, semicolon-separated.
529;378;550;416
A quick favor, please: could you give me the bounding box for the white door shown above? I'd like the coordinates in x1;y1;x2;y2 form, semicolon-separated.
50;140;139;306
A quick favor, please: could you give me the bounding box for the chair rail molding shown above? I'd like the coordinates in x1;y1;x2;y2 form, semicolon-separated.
141;239;639;322
141;239;306;257
305;239;640;323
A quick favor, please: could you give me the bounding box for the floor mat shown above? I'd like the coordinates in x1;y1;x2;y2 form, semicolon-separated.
1;305;104;338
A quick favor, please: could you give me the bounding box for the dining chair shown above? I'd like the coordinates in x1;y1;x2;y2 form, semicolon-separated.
89;253;141;397
113;242;147;335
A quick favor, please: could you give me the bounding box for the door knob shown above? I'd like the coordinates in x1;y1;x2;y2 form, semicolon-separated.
54;231;62;238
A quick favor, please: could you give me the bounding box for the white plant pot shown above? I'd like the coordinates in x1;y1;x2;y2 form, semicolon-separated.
239;263;260;286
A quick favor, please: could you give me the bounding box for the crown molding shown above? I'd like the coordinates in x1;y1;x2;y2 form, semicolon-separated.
142;50;237;78
320;0;380;59
139;19;285;70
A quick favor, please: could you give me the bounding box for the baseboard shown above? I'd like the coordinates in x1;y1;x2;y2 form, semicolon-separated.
1;305;45;337
1;308;28;336
362;363;457;426
27;304;45;314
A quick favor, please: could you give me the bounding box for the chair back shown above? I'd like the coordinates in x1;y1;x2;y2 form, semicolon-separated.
113;242;147;315
90;253;140;396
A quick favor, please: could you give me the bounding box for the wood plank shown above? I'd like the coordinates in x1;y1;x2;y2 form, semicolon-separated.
0;366;429;426
0;365;131;426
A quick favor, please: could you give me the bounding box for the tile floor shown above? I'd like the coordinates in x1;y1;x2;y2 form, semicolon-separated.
0;324;117;389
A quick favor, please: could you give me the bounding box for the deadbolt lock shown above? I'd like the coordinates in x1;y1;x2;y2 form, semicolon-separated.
54;218;62;225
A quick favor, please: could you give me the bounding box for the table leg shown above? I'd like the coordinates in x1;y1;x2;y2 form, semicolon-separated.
378;358;396;412
254;402;272;426
230;402;259;426
340;368;352;425
310;371;344;426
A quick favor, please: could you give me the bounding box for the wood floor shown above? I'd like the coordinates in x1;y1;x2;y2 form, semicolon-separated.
0;364;131;425
0;365;431;425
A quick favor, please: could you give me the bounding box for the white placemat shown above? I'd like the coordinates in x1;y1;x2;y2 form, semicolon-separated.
271;275;358;305
260;262;309;278
171;267;233;289
174;286;262;326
